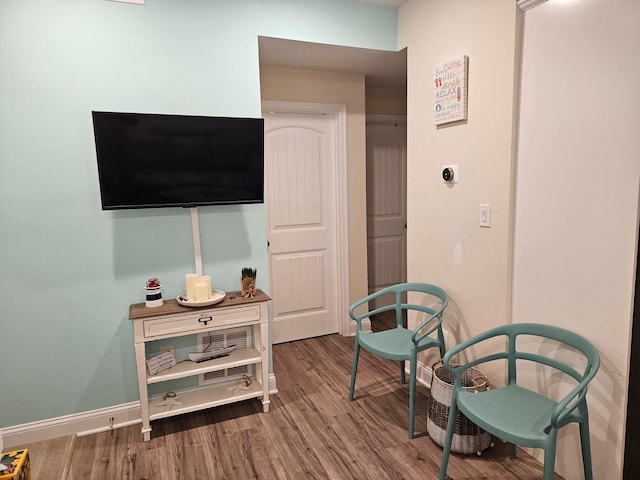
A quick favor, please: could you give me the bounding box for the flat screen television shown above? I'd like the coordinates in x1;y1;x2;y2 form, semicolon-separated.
92;111;264;210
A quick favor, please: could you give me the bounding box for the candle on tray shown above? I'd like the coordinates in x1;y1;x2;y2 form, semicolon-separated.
200;275;212;296
185;273;199;301
195;281;209;302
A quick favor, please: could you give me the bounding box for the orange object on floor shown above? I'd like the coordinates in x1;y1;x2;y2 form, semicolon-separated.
0;449;30;480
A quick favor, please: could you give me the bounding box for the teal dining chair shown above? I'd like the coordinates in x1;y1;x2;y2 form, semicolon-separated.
438;323;600;480
349;282;448;438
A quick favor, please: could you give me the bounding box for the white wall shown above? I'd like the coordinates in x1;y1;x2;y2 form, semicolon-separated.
398;0;522;376
514;0;640;478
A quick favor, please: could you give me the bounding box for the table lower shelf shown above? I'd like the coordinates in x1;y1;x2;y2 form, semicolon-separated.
148;381;267;421
146;348;262;384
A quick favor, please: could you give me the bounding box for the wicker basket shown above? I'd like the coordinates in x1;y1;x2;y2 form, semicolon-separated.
427;361;492;455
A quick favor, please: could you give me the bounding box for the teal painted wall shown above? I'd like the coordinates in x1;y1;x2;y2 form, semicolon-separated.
0;0;397;427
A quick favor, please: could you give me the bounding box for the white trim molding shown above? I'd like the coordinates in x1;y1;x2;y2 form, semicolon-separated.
348;317;372;336
269;372;278;395
3;376;280;447
2;402;141;448
517;0;549;11
413;360;436;389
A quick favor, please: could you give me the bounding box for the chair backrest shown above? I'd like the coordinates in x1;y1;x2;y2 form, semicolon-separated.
349;282;448;331
503;323;600;385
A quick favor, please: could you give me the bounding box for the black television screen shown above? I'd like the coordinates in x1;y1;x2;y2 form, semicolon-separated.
92;111;264;210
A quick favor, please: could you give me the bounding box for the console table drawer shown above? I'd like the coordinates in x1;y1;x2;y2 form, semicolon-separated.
143;304;263;338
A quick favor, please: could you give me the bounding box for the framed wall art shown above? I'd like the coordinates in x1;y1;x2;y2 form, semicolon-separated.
433;55;469;126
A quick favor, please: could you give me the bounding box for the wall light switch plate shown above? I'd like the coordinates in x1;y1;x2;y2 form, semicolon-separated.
479;204;491;227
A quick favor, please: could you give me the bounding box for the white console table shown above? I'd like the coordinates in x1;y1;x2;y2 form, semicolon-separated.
129;290;270;441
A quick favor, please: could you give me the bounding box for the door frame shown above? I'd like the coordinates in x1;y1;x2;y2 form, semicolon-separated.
623;219;640;478
262;100;351;337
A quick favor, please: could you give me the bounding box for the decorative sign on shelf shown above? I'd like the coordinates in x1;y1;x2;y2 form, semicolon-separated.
433;55;469;126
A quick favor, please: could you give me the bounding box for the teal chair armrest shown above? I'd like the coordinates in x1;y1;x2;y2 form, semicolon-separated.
550;383;588;428
551;361;599;427
348;290;375;323
349;294;397;327
442;328;509;376
411;307;444;345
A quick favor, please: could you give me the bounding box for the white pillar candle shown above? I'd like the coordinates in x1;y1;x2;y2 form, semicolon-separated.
185;273;199;301
195;281;209;302
200;275;212;296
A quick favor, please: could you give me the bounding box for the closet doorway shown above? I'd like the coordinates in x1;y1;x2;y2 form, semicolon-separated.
366;115;407;296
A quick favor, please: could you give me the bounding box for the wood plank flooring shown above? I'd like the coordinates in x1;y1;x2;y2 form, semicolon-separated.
64;319;561;479
11;433;76;480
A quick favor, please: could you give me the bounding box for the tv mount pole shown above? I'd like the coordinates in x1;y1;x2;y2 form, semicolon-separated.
191;207;203;277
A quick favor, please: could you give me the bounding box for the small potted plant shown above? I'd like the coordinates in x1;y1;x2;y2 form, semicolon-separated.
241;267;257;298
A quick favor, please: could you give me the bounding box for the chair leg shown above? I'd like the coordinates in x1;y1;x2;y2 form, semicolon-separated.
439;391;459;480
408;359;416;439
400;360;406;384
579;420;594;480
542;435;558;480
349;342;360;401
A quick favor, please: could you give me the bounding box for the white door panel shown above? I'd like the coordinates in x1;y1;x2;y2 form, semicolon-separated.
265;114;339;344
366;121;407;293
368;236;405;288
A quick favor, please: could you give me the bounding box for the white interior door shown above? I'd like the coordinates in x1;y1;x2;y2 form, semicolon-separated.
366;119;407;294
264;113;339;344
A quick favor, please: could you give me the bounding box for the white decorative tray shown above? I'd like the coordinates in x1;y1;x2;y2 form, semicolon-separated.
176;290;226;307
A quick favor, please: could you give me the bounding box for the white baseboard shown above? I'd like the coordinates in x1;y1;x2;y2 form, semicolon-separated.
2;402;142;448
347;318;371;336
269;373;278;395
416;359;436;388
3;375;281;448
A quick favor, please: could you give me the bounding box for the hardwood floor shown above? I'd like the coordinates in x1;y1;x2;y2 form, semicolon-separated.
11;434;75;480
61;325;561;479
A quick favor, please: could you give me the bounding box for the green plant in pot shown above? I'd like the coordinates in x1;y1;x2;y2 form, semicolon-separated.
241;267;257;298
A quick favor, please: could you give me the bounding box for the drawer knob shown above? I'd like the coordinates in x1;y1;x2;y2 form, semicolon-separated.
199;316;213;326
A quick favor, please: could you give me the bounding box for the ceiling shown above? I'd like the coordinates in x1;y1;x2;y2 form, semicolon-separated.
258;37;407;89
